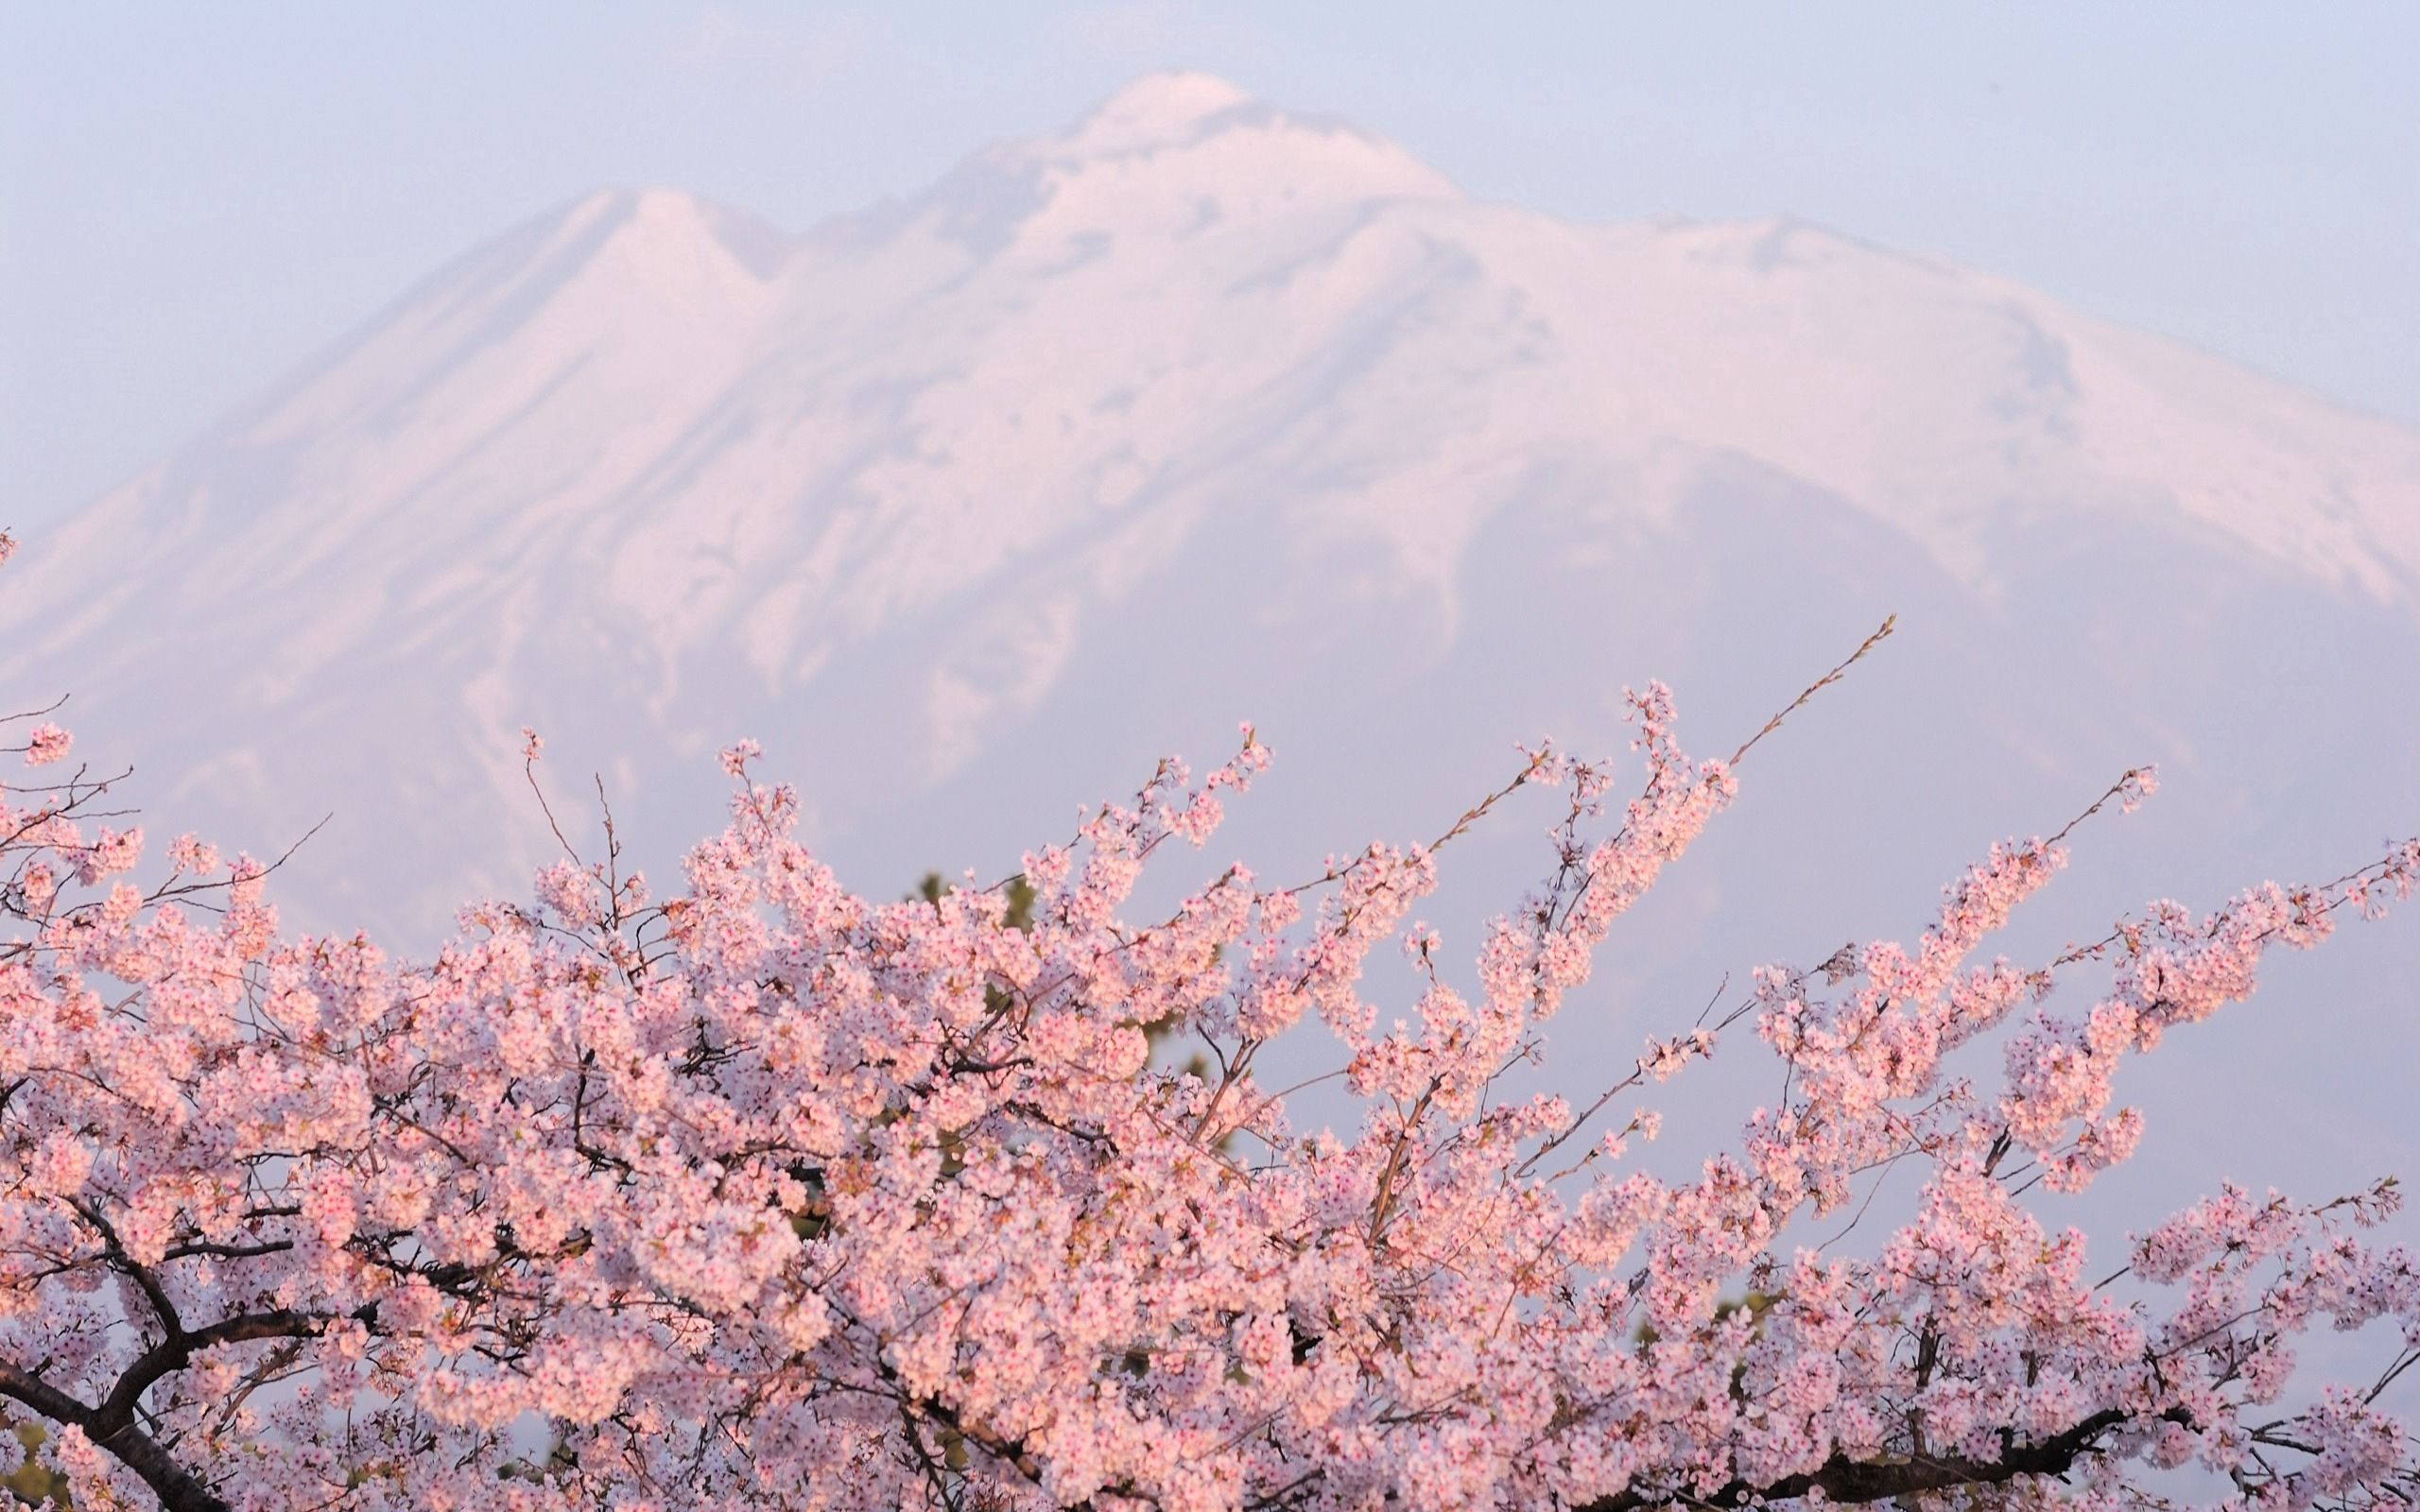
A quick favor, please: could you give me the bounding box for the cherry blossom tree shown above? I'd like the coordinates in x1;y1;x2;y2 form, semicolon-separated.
3;543;2416;1511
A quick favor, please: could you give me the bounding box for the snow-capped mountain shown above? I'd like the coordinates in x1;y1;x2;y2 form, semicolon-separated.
8;73;2418;1206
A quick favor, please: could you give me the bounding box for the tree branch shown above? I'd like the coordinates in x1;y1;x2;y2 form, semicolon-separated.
0;1359;233;1512
1578;1406;2185;1512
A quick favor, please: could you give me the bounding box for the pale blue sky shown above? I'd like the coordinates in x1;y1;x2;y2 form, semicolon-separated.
4;2;2414;524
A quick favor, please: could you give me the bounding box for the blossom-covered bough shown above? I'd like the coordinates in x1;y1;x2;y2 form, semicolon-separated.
3;539;2416;1511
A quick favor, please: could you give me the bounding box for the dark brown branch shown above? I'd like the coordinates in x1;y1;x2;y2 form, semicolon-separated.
95;1307;358;1436
68;1196;184;1338
1578;1405;2186;1512
0;1360;233;1512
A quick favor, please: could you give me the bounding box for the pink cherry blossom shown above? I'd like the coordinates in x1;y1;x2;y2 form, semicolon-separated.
22;721;69;765
1;605;2416;1512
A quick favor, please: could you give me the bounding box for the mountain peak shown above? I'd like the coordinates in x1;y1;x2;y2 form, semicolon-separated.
955;70;1462;232
548;187;790;281
1069;70;1256;153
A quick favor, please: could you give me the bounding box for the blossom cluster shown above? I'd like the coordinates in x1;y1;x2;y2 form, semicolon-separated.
2;657;2416;1512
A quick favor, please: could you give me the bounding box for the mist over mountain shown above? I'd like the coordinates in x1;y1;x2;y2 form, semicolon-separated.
9;72;2417;1217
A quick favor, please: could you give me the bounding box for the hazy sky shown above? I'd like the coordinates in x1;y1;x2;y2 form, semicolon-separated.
4;2;2414;524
